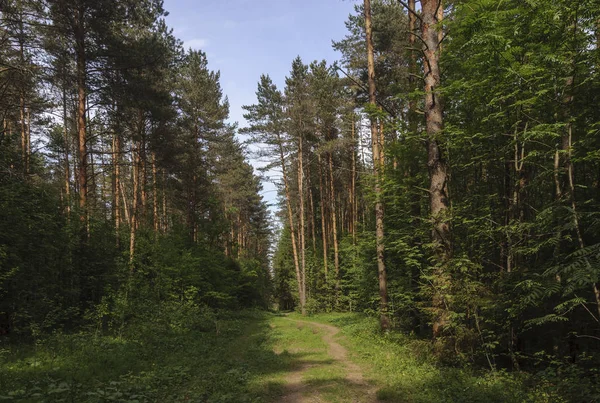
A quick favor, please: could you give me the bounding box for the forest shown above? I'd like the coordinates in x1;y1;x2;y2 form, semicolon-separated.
1;0;600;402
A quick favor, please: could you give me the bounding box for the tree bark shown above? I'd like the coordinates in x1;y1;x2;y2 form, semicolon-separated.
162;170;167;232
351;117;357;242
112;129;121;247
297;136;307;311
408;0;417;135
278;132;305;314
364;0;390;330
152;152;159;234
141;132;147;224
18;8;28;174
308;180;317;253
75;6;88;234
129;139;139;267
318;153;329;282
20;93;26;172
63;88;71;217
422;0;451;338
328;151;340;294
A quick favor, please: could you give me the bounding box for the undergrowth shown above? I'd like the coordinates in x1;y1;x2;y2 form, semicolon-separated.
0;308;287;402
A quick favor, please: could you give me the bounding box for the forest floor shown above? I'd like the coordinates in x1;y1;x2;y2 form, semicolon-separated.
0;311;561;402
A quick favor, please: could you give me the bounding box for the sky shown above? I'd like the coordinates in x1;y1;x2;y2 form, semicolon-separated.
162;0;359;210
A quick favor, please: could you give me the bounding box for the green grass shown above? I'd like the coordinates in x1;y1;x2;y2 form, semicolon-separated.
0;311;293;402
267;316;374;402
290;312;569;403
0;311;583;402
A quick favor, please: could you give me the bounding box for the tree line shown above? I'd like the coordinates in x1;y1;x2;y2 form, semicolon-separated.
255;0;600;373
0;0;271;336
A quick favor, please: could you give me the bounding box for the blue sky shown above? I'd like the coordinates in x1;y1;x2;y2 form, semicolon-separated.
163;0;359;209
163;0;357;124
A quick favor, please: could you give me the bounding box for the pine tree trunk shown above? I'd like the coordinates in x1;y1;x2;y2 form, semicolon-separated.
328;152;340;295
129;140;139;267
26;108;30;171
89;110;96;213
152;152;159;234
75;7;88;233
309;182;317;253
20;91;26;172
278;133;305;314
318;153;328;282
18;11;28;174
63;88;71;217
298;137;307;311
113;130;120;247
422;0;451;338
408;0;417;135
364;0;390;330
141;132;147;224
120;180;130;227
162;170;167;232
351;117;357;242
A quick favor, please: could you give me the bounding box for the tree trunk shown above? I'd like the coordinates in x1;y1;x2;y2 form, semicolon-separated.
364;0;390;330
297;136;307;311
129;140;139;267
75;6;88;234
140;132;147;224
88;109;96;212
408;0;417;135
18;10;28;174
422;0;451;338
152;152;159;234
20;92;26;172
162;170;167;232
351;117;357;242
63;88;71;217
278;133;305;314
309;182;317;253
328;151;340;294
26;108;31;171
318;153;328;282
112;130;121;247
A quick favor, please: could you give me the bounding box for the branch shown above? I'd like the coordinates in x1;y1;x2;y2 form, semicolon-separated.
334;65;397;117
434;0;443;23
397;0;423;23
574;335;600;341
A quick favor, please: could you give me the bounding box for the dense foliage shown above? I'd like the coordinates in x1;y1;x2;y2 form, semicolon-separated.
248;0;600;396
0;0;271;340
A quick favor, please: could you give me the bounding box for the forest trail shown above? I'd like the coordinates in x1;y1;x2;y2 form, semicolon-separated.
275;317;379;403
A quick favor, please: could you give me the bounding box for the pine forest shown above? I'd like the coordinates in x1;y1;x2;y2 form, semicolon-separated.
1;0;600;401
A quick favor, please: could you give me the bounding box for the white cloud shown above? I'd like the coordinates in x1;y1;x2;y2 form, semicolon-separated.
184;38;209;50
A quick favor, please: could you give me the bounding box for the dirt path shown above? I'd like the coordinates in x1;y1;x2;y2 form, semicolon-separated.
277;318;379;403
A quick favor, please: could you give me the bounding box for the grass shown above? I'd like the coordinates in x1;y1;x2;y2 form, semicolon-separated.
267;316;366;402
0;310;293;402
291;312;571;403
0;310;586;402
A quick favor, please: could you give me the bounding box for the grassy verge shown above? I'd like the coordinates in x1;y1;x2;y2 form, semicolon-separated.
289;312;568;403
0;310;291;402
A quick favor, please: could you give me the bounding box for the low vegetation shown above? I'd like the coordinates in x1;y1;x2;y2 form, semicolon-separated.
4;312;597;402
